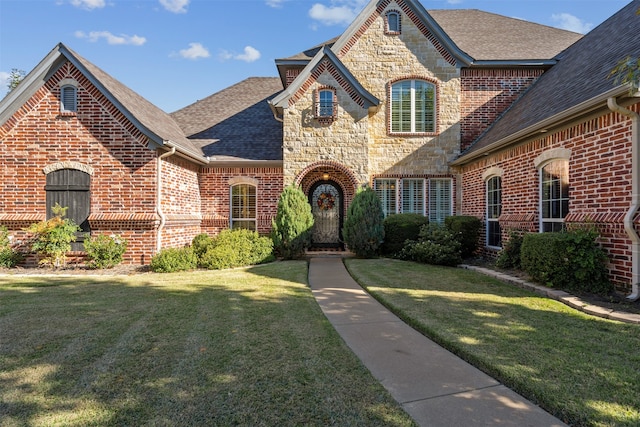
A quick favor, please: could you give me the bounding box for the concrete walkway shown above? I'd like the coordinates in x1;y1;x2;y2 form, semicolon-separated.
308;257;568;427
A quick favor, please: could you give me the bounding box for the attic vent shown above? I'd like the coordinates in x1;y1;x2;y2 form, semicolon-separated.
385;10;401;35
60;85;77;113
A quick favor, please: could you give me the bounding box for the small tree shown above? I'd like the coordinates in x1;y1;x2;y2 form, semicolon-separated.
271;185;314;259
26;203;80;268
342;186;385;258
6;68;25;92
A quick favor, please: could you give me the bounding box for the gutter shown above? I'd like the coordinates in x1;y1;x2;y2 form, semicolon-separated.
607;97;640;301
156;145;176;254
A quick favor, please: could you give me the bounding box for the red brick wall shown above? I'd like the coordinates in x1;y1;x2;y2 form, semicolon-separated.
0;61;160;264
199;166;284;235
459;103;640;294
460;68;543;152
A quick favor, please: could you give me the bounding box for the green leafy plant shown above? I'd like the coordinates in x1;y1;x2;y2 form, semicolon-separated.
0;226;22;267
199;228;274;270
271;185;314;259
191;233;214;260
381;213;429;256
84;234;128;269
444;215;482;259
150;247;199;273
26;203;80;268
495;230;525;269
342;186;385;258
398;223;462;266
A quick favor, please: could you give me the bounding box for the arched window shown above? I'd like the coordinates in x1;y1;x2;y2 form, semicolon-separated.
231;183;257;230
486;176;502;247
60;85;77;113
540;160;569;232
386;10;401;34
390;79;436;133
45;168;90;250
315;87;337;122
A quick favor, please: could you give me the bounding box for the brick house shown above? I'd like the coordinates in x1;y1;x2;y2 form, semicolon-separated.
0;0;638;298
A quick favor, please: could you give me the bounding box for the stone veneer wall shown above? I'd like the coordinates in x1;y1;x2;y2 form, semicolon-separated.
459;104;640;294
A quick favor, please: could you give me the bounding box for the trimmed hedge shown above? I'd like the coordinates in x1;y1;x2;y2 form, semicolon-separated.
495;230;525;269
398;223;462;266
199;229;274;270
521;229;611;294
150;247;198;273
445;215;481;258
381;213;429;256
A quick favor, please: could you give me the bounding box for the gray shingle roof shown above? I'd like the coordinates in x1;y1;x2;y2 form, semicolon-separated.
171;77;284;162
461;1;640;159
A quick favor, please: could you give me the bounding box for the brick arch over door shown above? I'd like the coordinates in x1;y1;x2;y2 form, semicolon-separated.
296;161;359;215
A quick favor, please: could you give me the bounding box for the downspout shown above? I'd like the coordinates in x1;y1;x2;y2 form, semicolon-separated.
156;145;176;254
607;97;640;300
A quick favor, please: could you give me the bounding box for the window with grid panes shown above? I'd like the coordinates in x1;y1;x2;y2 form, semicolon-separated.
428;178;452;224
540;161;569;232
401;179;425;215
374;179;397;217
390;80;435;133
231;184;256;230
317;89;335;118
486;176;502;247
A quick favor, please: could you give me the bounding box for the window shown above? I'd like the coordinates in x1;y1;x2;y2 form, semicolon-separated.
45;168;90;251
386;10;401;34
540;161;569;232
390;80;436;133
231;184;257;230
374;179;398;217
315;88;336;122
60;85;77;113
486;176;502;247
402;179;425;215
429;179;452;224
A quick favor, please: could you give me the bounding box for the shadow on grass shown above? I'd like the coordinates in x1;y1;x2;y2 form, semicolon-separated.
0;261;415;427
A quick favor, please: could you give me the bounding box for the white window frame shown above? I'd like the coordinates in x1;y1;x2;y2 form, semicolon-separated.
428;178;452;224
374;178;398;217
401;178;425;215
486;176;502;248
539;160;569;232
390;79;436;134
230;183;257;231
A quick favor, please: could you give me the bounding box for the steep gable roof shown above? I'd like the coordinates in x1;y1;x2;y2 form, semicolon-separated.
0;43;206;163
172;77;284;163
455;1;640;164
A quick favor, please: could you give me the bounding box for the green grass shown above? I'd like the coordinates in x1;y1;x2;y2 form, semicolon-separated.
0;261;415;427
345;258;640;427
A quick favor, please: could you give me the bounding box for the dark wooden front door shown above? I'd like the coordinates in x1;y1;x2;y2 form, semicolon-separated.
309;182;343;248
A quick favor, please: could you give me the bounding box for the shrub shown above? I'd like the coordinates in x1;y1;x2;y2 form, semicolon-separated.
84;234;128;269
521;228;611;294
26;203;80;268
199;229;274;270
399;223;462;266
445;215;482;258
271;185;314;259
150;247;198;273
495;230;525;269
381;213;429;256
0;226;21;268
342;186;385;258
192;233;214;260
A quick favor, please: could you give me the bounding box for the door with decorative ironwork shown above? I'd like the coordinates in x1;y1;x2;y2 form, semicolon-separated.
310;182;342;248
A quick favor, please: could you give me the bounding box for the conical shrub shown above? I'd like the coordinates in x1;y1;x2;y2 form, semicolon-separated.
342;186;385;258
271;184;314;259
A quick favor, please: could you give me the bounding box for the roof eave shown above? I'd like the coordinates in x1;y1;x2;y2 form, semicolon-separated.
468;59;558;68
451;85;633;166
205;159;283;168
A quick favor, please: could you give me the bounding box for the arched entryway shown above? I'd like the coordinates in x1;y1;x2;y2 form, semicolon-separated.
309;180;343;248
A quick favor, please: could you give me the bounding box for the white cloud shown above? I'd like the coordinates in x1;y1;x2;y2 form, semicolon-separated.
159;0;189;13
218;46;262;63
0;71;10;95
178;43;210;60
69;0;106;10
75;30;146;46
446;0;462;4
309;0;366;26
551;13;593;34
266;0;287;7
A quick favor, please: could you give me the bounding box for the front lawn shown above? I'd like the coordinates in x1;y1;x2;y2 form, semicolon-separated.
0;262;415;426
345;258;640;427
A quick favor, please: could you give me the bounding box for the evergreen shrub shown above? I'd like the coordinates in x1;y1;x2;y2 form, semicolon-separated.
84;234;128;269
271;185;314;259
342;186;385;258
150;247;198;273
192;233;214;260
444;215;482;258
521;228;611;294
381;213;429;256
0;226;21;268
495;230;525;269
199;229;274;270
399;223;462;266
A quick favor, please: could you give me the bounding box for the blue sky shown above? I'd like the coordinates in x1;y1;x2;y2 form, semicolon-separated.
0;0;631;112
